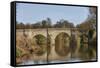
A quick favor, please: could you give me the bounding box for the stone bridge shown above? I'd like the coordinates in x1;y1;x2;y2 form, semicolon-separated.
17;28;79;44
16;28;80;61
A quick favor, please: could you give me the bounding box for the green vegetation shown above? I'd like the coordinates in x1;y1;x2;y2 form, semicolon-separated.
77;7;97;60
16;18;74;29
16;48;23;57
79;28;96;60
33;35;47;56
35;35;47;45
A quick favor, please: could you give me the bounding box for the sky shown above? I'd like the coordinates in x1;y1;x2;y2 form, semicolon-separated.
16;3;89;26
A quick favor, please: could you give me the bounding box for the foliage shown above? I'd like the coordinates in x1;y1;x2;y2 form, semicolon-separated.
79;29;96;60
88;29;94;39
16;48;23;57
16;18;74;29
54;19;74;28
35;35;46;45
33;35;47;56
76;7;96;32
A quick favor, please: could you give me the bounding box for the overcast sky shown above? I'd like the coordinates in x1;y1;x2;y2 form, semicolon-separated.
16;3;89;26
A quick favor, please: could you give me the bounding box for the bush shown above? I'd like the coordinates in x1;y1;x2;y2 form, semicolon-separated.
16;48;23;57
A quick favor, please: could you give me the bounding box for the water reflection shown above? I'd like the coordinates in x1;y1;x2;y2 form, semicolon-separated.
19;58;96;65
19;60;47;65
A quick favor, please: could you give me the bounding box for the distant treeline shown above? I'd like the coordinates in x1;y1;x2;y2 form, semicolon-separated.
16;17;96;31
16;18;74;29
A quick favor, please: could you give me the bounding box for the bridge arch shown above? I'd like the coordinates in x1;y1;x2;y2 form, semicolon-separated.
55;32;70;40
31;34;47;56
55;32;70;56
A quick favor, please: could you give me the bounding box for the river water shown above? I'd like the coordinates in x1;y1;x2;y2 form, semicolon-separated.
19;58;96;65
